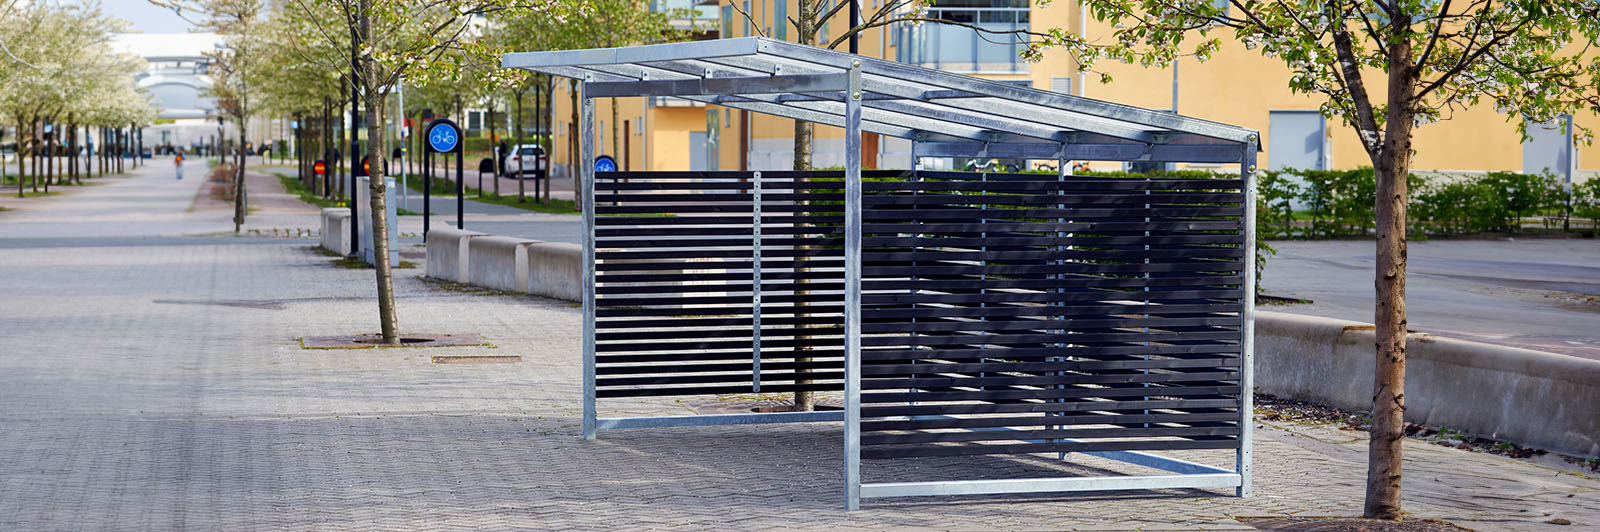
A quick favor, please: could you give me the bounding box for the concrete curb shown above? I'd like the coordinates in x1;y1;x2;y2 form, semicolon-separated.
1256;310;1600;458
425;228;487;284
468;236;541;293
319;208;350;255
527;242;581;301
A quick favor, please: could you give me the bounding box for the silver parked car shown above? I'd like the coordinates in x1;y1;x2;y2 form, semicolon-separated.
501;144;547;178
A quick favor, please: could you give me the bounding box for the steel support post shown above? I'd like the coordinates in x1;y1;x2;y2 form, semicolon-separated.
752;170;763;392
581;85;598;440
1237;133;1259;497
843;61;864;511
423;149;431;234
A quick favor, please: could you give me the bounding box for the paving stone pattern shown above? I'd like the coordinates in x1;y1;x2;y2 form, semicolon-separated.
0;161;1596;531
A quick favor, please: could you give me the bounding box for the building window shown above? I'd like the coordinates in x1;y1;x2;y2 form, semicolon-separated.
775;0;787;40
895;0;1030;73
1050;77;1072;95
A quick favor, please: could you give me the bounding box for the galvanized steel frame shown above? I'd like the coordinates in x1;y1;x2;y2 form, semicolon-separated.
510;38;1259;510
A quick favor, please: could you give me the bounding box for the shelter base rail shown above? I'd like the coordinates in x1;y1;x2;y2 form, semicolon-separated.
860;473;1242;499
595;410;845;430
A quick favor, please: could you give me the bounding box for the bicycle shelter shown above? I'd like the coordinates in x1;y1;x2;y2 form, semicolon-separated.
503;37;1261;509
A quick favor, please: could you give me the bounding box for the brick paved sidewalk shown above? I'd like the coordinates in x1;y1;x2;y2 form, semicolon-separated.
0;167;1594;530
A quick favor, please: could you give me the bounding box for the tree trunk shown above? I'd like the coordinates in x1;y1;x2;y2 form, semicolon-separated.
359;3;401;346
15;118;23;197
30;118;39;192
235;117;247;233
1364;15;1416;520
44;119;52;192
322;100;332;198
68;120;77;185
489;99;500;197
610;96;619;169
569;79;580;211
790;0;818;412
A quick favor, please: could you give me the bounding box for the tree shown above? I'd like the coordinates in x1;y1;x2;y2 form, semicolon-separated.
493;0;688;210
281;0;561;345
1030;0;1600;518
253;2;346;195
0;0;150;197
156;0;265;233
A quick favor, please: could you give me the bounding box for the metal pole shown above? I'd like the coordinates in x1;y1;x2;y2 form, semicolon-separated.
398;83;408;210
752;170;763;392
348;19;362;258
456;145;465;229
842;61;863;511
1237;133;1259;497
1171;57;1179;114
849;0;859;54
423;147;431;234
580;82;598;440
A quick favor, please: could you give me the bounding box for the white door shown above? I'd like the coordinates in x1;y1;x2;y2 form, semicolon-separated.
689;131;707;172
1523;115;1574;182
1268;110;1327;171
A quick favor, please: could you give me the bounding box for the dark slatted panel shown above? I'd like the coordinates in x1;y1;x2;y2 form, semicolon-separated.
593;171;907;398
857;170;1247;460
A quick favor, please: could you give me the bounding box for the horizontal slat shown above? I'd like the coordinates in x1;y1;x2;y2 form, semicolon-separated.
862;398;1240;417
861;425;1239;446
862;411;1241;431
860;438;1239;459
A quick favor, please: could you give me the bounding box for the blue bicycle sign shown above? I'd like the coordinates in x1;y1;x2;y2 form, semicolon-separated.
594;155;617;172
428;122;460;153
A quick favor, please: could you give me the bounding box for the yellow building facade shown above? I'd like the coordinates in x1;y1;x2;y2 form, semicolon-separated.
548;1;1594;180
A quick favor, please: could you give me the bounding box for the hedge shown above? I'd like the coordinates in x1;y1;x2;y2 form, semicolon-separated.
1259;167;1597;239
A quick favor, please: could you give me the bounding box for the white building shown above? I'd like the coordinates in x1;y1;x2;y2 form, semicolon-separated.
112;32;224;150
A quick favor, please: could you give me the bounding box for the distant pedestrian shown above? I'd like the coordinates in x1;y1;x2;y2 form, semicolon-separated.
175;152;184;180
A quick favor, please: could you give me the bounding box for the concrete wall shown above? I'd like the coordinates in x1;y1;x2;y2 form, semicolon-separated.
527;242;581;301
425;228;486;284
468;236;539;293
424;232;583;301
319;208;350;256
1255;310;1600;458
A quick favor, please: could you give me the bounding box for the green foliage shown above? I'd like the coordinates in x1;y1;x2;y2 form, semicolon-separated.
400;173;578;215
1568;179;1600;233
1031;1;1600;148
274;172;342;210
1258;168;1584;239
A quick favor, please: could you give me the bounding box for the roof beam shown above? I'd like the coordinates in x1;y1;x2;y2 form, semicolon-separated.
586;73;849;98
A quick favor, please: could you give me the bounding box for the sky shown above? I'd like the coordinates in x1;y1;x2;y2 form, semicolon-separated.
105;0;200;34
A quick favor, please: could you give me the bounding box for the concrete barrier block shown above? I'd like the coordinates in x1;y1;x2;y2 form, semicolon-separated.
527;242;581;301
468;236;540;292
320;209;351;256
426;227;487;283
1255;310;1600;458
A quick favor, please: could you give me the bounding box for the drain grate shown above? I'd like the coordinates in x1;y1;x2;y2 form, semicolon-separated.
432;355;522;364
300;333;489;349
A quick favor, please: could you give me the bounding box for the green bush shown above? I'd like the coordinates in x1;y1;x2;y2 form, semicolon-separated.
1574;178;1600;233
1256;169;1300;239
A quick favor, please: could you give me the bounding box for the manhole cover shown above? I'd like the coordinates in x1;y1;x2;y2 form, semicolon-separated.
300;333;489;349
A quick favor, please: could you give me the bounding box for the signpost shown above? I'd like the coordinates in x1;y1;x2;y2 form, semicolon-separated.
422;118;464;234
594;155;617;173
313;160;327;177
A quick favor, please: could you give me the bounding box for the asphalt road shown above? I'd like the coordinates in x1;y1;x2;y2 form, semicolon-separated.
1261;237;1600;360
